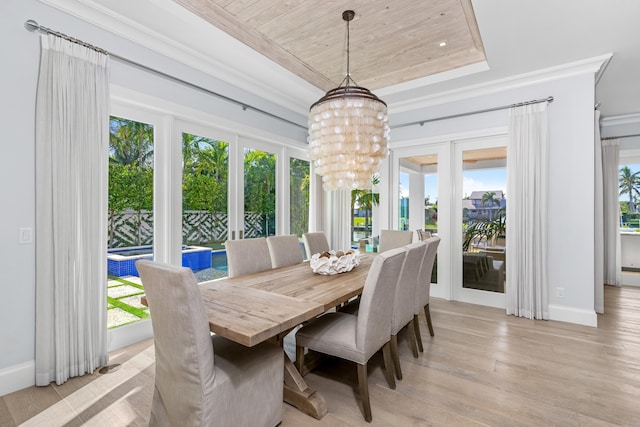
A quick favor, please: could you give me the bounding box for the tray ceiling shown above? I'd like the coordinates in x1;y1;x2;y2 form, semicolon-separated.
174;0;486;92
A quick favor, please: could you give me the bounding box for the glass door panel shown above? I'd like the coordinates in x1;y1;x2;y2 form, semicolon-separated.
181;131;229;282
290;157;310;259
459;144;507;302
107;115;154;329
244;148;276;238
399;155;439;284
290;157;310;238
399;171;410;230
423;159;438;284
351;174;380;249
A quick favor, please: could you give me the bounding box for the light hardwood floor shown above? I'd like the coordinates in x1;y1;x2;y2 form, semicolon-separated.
2;285;640;426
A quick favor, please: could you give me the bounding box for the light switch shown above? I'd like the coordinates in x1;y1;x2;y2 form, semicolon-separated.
19;227;33;244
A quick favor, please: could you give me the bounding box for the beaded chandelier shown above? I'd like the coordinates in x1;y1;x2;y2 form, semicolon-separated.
308;10;389;191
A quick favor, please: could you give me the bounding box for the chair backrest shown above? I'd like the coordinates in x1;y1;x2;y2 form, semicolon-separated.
391;242;428;335
136;260;215;425
302;231;330;258
379;230;413;253
415;236;441;312
266;235;304;268
225;238;272;278
356;247;406;359
416;229;432;241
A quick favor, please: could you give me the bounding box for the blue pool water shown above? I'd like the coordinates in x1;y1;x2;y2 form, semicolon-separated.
107;245;215;277
108;241;307;280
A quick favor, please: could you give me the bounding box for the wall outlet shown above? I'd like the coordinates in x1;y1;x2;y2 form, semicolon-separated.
19;227;33;244
555;287;565;298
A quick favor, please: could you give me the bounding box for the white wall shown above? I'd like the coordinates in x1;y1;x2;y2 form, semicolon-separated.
0;0;306;396
388;72;597;326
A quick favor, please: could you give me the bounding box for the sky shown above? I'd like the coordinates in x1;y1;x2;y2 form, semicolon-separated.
401;162;640;203
399;168;507;202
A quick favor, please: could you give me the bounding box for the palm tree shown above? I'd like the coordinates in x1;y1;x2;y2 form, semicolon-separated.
109;117;154;167
481;191;500;221
619;166;640;212
351;174;380;241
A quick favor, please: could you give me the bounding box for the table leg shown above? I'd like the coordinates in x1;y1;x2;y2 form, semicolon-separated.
283;354;328;419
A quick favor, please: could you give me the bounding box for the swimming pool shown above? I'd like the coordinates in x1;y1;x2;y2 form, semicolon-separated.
107;245;214;277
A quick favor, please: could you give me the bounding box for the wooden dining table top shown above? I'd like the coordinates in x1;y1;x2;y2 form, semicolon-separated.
196;254;374;347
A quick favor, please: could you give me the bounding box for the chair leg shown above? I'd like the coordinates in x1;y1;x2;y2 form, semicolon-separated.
357;363;372;422
296;345;305;373
390;335;402;380
425;304;435;337
406;321;419;358
381;341;396;390
413;315;424;352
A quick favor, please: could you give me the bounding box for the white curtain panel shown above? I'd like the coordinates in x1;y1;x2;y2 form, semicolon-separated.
602;138;621;286
594;110;604;313
35;34;110;385
506;102;549;320
324;189;352;251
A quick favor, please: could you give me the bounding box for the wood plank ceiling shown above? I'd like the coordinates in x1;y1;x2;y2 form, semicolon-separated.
174;0;486;92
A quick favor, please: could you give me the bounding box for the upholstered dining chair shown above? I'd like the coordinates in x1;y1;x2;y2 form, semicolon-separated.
295;247;407;422
413;236;441;351
224;237;272;278
136;260;283;427
389;241;427;380
378;229;413;253
266;234;303;268
337;242;426;379
416;229;432;241
302;231;330;259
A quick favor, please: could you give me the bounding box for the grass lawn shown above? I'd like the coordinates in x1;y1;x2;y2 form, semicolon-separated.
107;275;149;329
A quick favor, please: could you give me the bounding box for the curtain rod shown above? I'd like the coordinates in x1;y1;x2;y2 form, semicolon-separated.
390;96;554;129
24;19;307;130
602;133;640;141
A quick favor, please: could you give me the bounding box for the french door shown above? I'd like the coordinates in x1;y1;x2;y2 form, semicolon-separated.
175;122;281;247
392;135;507;307
391;143;450;300
453;136;507;308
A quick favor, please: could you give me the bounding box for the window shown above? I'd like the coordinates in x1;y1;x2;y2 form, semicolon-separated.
244;148;277;237
290;157;310;237
182;132;229;282
461;147;507;294
107;115;154;328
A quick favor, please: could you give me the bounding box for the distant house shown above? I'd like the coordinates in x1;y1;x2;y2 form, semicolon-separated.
468;191;505;220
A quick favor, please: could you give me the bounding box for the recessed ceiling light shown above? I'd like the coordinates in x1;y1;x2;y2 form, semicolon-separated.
439;40;447;47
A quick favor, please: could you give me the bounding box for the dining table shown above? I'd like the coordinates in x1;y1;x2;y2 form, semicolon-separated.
143;253;374;420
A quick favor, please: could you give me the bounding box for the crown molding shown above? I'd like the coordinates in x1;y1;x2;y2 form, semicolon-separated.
376;61;490;97
388;54;613;114
600;113;640;127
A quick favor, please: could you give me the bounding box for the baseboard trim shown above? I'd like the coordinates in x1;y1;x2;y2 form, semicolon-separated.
621;272;640;287
0;360;35;397
0;321;153;398
107;319;153;353
548;304;598;327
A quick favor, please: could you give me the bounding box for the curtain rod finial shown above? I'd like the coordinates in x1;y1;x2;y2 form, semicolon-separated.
25;20;40;32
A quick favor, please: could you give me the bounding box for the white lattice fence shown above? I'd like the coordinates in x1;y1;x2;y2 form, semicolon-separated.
182;211;228;244
108;210;266;247
109;211;153;248
244;212;264;238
